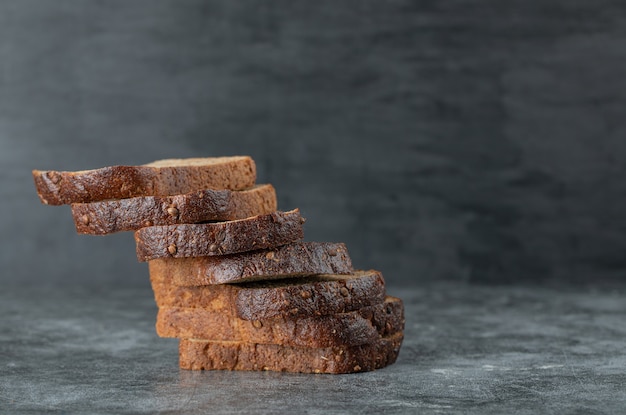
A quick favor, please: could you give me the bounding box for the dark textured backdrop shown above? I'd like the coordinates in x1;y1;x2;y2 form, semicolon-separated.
1;0;626;287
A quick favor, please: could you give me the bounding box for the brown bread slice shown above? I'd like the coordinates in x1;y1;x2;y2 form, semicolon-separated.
178;331;404;373
135;209;304;262
33;156;256;205
71;184;277;235
149;242;353;286
151;269;384;321
156;297;404;348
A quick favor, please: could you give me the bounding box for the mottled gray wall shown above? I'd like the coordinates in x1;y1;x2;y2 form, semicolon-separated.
1;0;626;287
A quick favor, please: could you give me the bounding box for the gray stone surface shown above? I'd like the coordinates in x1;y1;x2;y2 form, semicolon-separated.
1;282;624;414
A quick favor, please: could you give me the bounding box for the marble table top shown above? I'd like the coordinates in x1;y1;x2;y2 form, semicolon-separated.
1;281;624;414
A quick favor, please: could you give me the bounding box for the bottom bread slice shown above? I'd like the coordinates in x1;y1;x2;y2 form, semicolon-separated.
179;331;403;374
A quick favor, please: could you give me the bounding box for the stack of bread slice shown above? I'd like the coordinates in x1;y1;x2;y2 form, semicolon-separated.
33;156;404;374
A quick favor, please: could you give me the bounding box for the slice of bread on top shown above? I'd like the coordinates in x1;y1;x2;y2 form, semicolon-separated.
33;156;256;205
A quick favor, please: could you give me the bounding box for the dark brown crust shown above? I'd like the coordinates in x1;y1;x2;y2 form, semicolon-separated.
361;296;405;337
32;156;256;205
178;331;404;373
156;297;404;348
149;242;353;286
71;184;277;235
134;209;304;262
151;269;385;321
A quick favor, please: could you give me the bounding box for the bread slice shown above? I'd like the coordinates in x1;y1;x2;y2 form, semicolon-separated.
33;156;256;205
71;184;277;235
178;331;404;373
151;270;384;320
156;296;404;348
135;209;305;261
149;242;353;286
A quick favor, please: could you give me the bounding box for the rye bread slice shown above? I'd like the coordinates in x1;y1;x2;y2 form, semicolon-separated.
150;270;384;321
149;242;353;286
135;209;305;262
178;331;404;373
33;156;256;205
71;184;277;235
156;297;404;348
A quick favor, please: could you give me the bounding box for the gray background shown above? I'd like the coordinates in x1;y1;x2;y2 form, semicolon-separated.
2;0;626;287
2;2;626;414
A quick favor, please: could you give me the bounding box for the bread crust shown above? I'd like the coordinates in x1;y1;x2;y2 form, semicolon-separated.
71;184;277;235
178;331;404;373
151;269;385;321
33;156;256;205
134;209;304;261
149;242;353;286
158;297;404;348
